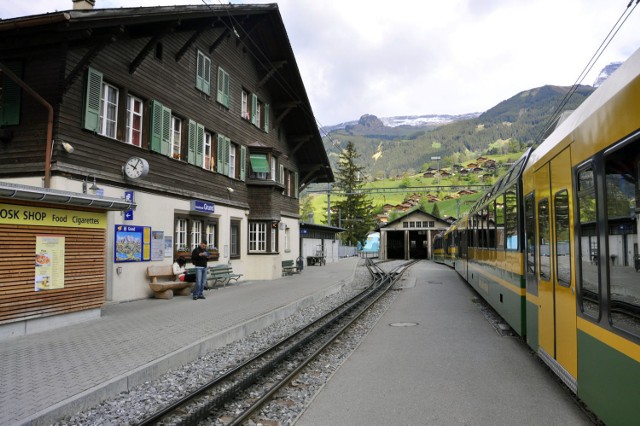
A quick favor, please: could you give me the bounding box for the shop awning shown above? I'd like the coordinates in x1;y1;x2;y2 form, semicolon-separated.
0;181;136;211
249;154;269;173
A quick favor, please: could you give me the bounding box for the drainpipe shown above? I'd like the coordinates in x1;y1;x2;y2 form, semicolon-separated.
0;61;55;188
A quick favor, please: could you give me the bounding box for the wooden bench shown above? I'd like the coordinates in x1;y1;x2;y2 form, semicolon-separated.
146;265;193;299
282;259;298;276
207;265;242;288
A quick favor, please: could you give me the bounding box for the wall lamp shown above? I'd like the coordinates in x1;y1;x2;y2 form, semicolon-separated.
62;142;75;153
82;175;101;194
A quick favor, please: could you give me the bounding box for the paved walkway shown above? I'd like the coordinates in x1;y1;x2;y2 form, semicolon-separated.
0;258;360;426
296;261;593;425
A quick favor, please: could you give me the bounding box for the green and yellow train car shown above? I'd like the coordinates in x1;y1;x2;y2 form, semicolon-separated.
439;46;640;426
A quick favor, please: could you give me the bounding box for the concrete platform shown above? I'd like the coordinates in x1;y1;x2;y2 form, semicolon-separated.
296;261;593;425
0;258;359;426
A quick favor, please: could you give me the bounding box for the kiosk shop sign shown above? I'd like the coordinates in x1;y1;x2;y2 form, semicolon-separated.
0;203;106;228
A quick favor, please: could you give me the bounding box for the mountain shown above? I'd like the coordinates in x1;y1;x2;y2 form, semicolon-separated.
322;112;479;134
321;84;595;179
593;62;622;87
317;62;617;182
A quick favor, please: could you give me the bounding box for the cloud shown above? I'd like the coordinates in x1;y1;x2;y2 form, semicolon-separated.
2;0;639;126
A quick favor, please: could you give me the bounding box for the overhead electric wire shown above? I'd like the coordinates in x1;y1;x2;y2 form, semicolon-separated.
532;0;639;149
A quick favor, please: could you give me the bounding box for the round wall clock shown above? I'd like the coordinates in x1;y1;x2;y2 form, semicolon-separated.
123;156;149;180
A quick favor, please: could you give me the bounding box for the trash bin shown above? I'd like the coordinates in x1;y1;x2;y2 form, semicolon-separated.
296;256;304;272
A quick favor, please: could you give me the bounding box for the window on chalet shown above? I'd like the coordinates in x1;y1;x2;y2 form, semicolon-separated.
216;67;230;107
241;90;250;120
98;82;118;139
230;219;241;258
125;95;143;147
249;153;270;180
170;115;182;160
175;215;218;253
249;93;270;132
249;221;278;253
0;61;22;126
196;50;211;95
203;131;214;171
216;134;246;180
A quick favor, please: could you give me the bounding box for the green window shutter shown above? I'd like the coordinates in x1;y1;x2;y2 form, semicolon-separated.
216;134;229;175
216;134;224;173
294;172;299;198
223;136;230;176
196;51;211;95
216;67;229;107
196;123;204;167
240;145;247;181
202;57;211;95
161;105;172;156
187;119;197;164
196;52;203;92
150;100;163;153
251;94;258;125
264;103;269;133
0;61;23;126
83;67;103;131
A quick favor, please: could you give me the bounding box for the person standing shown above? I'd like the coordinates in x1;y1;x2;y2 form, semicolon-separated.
191;240;208;300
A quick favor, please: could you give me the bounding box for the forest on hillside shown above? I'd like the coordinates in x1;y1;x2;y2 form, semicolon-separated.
320;84;594;179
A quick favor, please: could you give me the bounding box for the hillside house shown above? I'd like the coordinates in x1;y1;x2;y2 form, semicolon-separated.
0;3;332;334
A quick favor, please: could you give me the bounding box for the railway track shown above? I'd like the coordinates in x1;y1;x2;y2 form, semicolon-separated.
136;259;417;425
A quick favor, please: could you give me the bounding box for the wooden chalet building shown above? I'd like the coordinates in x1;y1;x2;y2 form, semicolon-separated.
378;208;450;260
0;2;332;336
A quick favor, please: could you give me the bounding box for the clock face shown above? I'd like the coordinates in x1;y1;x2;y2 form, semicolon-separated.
123;157;149;179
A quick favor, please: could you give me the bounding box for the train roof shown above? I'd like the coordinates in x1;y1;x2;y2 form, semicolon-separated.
470;148;531;212
525;45;640;171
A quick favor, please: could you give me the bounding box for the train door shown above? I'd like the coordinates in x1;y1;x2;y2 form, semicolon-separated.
535;148;577;387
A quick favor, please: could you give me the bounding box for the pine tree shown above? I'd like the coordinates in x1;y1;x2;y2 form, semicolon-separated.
330;141;375;245
431;203;441;219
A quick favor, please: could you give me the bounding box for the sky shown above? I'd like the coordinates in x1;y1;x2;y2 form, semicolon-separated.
2;0;640;128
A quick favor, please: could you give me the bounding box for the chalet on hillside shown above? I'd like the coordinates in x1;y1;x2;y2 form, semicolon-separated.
0;2;332;335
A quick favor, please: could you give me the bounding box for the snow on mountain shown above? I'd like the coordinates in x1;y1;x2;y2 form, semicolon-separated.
593;62;622;88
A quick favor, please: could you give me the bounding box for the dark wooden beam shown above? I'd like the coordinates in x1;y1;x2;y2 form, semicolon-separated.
256;60;287;89
208;28;229;54
63;35;115;92
175;29;203;62
129;28;172;74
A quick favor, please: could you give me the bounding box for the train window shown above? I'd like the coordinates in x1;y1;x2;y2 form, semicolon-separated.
488;201;496;249
496;195;505;250
605;142;640;336
524;192;537;295
505;187;518;250
577;166;600;319
554;190;571;287
538;198;551;279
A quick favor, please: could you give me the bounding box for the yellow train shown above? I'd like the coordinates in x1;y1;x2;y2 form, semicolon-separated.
435;46;640;425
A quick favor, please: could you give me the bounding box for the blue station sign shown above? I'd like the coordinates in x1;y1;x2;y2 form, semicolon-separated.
191;200;215;213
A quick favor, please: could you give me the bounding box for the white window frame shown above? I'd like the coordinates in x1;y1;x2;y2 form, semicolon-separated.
249;222;267;252
206;223;216;249
175;218;188;251
203;131;213;170
271;157;276;181
241;90;250;120
99;82;118;138
229;143;236;179
271;226;276;252
125;94;143;147
190;220;203;249
171;115;181;159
